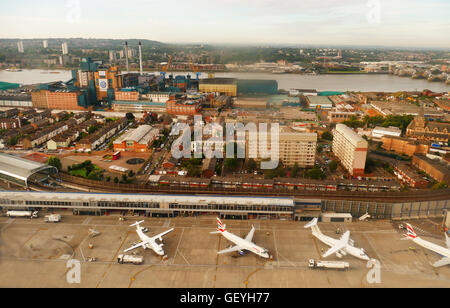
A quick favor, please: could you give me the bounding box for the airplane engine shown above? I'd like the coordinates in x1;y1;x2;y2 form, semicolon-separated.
340;250;347;256
336;252;343;258
239;251;245;256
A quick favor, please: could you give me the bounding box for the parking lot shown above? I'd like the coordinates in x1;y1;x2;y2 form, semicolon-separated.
0;213;449;288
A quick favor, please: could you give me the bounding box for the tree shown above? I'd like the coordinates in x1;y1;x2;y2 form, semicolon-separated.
225;158;239;170
246;159;257;172
114;177;119;184
328;161;338;173
128;170;135;178
321;131;333;141
47;156;62;171
126;113;135;122
306;167;326;180
291;164;300;177
432;182;448;190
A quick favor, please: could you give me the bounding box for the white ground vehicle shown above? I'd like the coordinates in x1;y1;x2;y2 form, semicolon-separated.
6;211;39;219
117;254;144;265
309;259;350;270
45;214;61;223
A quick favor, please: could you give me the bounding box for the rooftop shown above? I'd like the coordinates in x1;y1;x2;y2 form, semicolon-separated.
0;153;57;183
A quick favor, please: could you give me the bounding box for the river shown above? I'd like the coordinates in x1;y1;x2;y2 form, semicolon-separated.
1;69;449;92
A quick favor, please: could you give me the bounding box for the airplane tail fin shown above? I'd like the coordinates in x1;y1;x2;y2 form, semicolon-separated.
130;220;145;228
216;217;226;232
405;224;418;239
304;218;318;229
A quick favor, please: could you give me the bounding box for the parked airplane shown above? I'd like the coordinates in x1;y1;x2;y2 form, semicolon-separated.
124;221;174;256
210;218;270;259
404;224;450;267
305;218;370;261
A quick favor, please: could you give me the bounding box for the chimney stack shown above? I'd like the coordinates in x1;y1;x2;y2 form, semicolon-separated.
139;41;143;76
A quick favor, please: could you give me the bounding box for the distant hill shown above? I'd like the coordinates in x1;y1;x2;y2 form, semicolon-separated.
0;38;162;49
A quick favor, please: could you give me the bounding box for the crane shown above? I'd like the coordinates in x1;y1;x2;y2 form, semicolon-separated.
160;55;173;79
188;55;201;80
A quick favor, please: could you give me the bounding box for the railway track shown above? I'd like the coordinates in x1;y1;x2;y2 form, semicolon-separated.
55;174;450;203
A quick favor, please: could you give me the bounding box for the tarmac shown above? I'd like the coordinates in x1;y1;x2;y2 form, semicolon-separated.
0;212;449;288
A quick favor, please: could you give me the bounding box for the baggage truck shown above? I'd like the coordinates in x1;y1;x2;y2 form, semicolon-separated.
309;259;349;270
6;210;39;219
117;254;144;265
45;214;61;223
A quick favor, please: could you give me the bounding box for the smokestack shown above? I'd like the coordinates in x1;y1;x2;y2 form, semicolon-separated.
124;41;130;75
139;41;143;76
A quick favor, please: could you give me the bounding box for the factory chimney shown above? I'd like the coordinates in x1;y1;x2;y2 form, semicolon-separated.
124;41;130;74
139;41;143;76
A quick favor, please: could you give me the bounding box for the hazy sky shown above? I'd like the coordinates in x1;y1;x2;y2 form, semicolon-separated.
1;0;449;48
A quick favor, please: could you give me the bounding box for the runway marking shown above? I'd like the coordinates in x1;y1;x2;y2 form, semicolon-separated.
128;265;154;288
2;220;398;234
272;228;280;267
277;252;297;268
178;251;190;265
95;231;131;288
0;219;14;232
172;228;185;265
163;219;171;228
244;267;264;288
82;217;92;225
362;233;383;265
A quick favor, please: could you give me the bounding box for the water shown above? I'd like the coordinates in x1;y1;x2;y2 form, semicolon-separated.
1;69;449;92
0;69;72;85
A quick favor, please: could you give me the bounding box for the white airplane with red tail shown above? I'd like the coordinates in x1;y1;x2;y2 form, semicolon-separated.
404;224;450;268
210;218;270;259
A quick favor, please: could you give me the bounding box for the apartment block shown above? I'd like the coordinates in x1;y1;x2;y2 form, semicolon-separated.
245;127;317;168
332;124;368;176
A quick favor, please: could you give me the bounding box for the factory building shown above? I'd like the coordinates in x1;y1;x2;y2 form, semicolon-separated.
31;87;89;111
166;99;202;115
372;126;402;140
333;124;368;176
112;101;167;113
237;79;278;95
199;78;237;97
307;96;333;109
113;125;159;152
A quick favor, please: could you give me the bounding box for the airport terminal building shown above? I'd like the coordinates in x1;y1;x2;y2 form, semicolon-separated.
0;191;298;220
0;191;448;221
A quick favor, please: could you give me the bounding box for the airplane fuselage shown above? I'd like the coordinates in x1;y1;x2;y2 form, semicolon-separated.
312;230;370;261
221;231;270;258
137;228;165;256
412;237;450;259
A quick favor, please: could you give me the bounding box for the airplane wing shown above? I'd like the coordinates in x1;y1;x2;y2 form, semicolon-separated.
217;245;241;255
124;241;146;253
445;233;450;249
432;257;450;268
245;226;256;242
322;231;350;258
151;228;174;241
